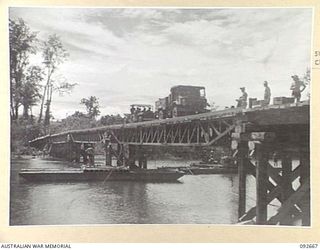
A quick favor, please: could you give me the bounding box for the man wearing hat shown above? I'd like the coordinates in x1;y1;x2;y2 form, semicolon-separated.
290;75;306;103
263;81;271;105
236;87;248;108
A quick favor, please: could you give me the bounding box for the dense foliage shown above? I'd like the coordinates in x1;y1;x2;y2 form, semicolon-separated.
9;18;38;120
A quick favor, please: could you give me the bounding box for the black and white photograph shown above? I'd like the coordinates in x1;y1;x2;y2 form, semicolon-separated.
9;7;311;226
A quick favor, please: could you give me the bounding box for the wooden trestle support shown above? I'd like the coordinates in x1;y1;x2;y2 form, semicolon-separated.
232;124;310;226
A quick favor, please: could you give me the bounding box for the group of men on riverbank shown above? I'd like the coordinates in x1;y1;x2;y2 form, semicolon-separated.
236;75;307;108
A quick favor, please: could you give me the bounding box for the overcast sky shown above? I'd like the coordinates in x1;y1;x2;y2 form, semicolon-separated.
9;7;312;119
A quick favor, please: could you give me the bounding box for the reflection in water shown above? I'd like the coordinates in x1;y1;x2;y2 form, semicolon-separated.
10;157;240;225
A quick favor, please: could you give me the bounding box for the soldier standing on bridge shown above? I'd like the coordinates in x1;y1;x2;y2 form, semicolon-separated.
290;75;306;103
263;81;271;106
237;87;248;108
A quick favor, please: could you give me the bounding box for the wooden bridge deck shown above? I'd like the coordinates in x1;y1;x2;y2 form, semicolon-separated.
30;100;309;147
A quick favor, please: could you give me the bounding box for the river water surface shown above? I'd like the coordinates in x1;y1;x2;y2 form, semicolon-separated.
10;157;256;225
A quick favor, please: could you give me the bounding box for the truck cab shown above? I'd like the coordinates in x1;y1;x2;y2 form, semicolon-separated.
155;85;208;118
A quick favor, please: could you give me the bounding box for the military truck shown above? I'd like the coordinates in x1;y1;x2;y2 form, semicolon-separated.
126;104;154;123
155;85;209;118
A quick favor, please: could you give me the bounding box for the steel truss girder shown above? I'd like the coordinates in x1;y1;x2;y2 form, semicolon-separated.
99;118;236;146
35;117;236;147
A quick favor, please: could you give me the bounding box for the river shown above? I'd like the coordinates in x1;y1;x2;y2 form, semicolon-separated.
10;157;257;225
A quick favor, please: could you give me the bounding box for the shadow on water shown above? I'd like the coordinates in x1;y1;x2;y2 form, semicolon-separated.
10;157;240;225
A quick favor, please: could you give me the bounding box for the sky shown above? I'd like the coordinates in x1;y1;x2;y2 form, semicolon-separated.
9;7;313;120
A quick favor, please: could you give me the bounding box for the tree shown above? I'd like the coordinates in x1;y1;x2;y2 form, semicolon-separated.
301;67;311;99
80;96;100;119
100;114;124;125
9;18;38;120
38;34;71;127
20;66;44;119
302;67;311;86
49;111;94;134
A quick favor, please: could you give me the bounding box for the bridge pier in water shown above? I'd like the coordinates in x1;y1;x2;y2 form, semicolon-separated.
123;144;148;169
234;129;310;226
103;135;112;166
102;132;148;168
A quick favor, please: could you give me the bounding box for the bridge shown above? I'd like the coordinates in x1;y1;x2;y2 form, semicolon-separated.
29;100;310;226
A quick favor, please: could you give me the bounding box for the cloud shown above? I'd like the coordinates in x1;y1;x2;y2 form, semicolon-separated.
9;7;312;119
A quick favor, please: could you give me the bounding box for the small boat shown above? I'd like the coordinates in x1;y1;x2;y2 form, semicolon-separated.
180;166;238;175
186;162;238;175
190;162;224;168
19;166;185;182
158;163;238;175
